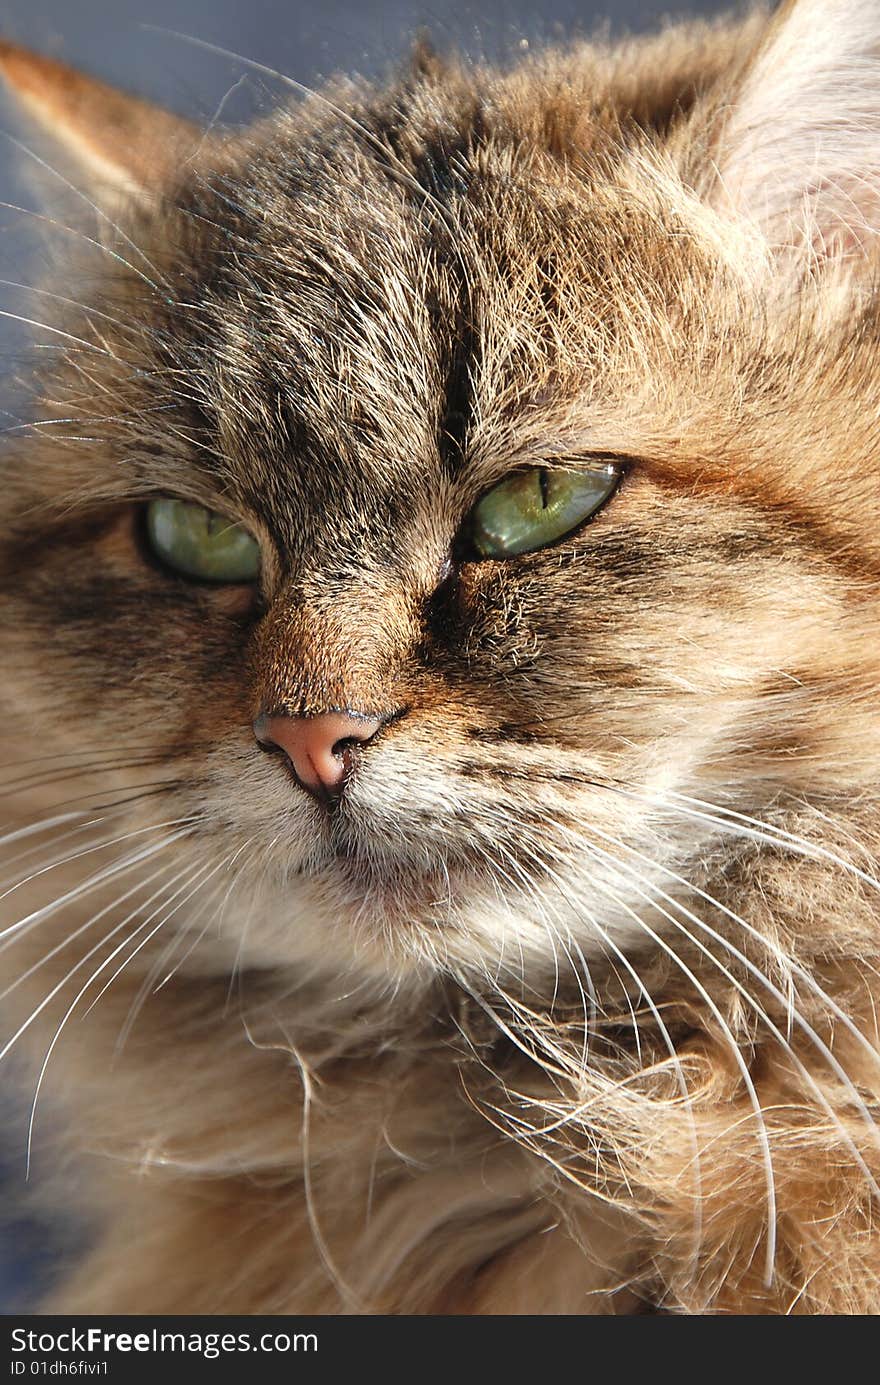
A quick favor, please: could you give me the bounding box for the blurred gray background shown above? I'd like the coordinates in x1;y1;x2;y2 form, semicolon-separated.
0;0;735;1311
0;0;735;113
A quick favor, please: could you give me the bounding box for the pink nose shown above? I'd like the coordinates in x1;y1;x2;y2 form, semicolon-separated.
254;710;385;801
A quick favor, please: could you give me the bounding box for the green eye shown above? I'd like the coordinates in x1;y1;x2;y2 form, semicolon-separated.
468;463;621;558
145;498;261;583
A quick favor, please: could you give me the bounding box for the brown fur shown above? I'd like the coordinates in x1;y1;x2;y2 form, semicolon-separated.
2;2;880;1314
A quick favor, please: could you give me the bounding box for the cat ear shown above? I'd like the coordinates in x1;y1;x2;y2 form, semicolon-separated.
712;0;880;265
0;39;198;202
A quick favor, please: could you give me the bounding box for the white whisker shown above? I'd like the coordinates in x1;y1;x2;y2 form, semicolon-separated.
3;132;168;292
568;826;880;1202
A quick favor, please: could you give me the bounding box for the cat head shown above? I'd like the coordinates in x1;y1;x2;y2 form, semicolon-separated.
2;1;880;993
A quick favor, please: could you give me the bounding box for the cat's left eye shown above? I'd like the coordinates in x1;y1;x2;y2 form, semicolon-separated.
144;498;261;583
466;462;621;559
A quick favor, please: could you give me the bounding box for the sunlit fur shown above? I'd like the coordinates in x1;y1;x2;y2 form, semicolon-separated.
3;1;880;1313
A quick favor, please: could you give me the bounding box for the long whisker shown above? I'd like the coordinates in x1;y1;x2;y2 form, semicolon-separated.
0;307;119;358
0;811;92;854
0;814;198;924
488;842;562;1006
114;842;253;1052
0;820;196;965
650;786;880;896
3;132;168;292
490;837;704;1271
82;855;229;1030
0;196;166;295
0;780;182;882
0;829;194;1074
25;855;212;1173
0;854;180;1002
0;742;168;783
600;792;880;1080
225;835;278;1012
496;836;598;1030
568;826;880;1199
128;876;224;1006
0;279;163;346
0;817;130;908
552;848;779;1285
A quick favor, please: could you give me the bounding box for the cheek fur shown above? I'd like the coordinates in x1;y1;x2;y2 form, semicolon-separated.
2;512;260;732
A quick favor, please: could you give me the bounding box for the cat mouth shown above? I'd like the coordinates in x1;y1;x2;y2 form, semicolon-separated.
329;839;445;882
321;825;466;908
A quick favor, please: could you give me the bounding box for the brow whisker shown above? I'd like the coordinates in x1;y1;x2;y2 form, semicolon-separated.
3;132;168;292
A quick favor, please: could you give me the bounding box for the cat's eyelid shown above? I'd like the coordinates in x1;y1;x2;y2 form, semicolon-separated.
145;492;264;542
467;454;628;505
477;453;632;488
541;454;631;474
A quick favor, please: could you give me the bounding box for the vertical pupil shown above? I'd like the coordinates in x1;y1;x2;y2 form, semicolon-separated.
538;469;549;509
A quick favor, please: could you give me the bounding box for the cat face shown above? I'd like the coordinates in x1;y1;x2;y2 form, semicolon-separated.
2;18;880;988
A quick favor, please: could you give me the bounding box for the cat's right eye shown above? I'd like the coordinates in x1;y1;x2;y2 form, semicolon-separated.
465;462;622;559
144;498;261;583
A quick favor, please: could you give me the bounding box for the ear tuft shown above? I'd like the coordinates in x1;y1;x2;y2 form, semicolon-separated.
713;0;880;268
0;38;198;201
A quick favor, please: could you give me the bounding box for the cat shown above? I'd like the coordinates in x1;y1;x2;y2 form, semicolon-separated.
1;0;880;1315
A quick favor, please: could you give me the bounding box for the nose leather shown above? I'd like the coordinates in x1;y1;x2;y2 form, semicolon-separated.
254;710;384;800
